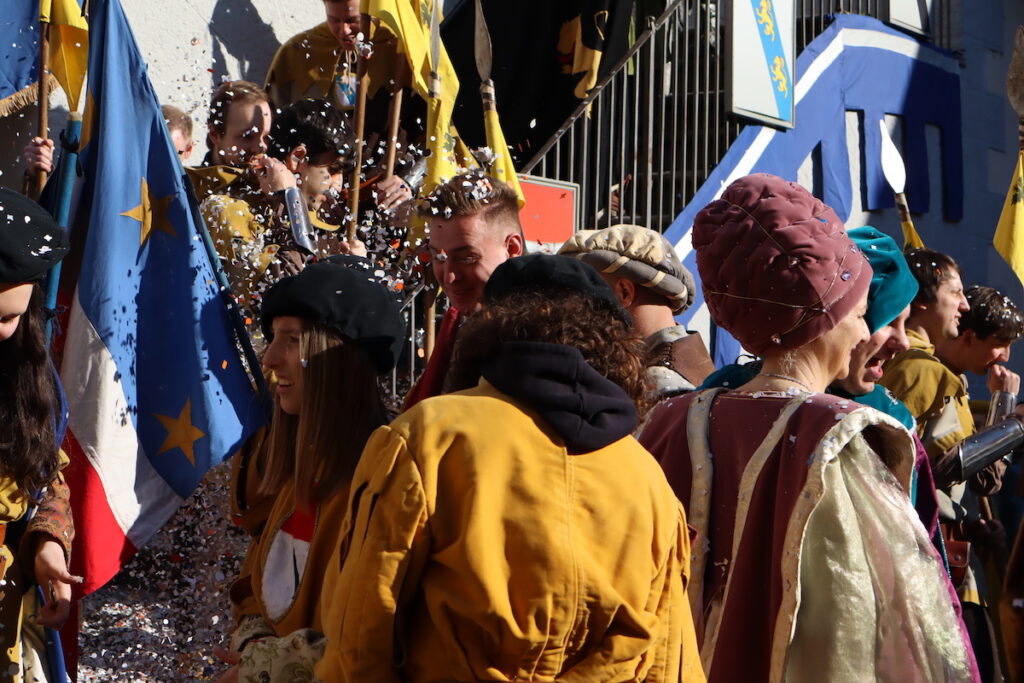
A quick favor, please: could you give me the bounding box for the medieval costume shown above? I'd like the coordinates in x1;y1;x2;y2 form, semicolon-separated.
264;23;353;111
642;389;973;681
640;175;975;681
881;327;1015;680
559;224;715;402
227;261;405;681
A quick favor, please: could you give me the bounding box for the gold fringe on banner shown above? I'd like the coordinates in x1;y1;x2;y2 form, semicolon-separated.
0;74;59;119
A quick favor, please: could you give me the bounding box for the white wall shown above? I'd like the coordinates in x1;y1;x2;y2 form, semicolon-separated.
0;0;326;187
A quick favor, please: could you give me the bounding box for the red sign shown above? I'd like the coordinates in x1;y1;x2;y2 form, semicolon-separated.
517;175;578;243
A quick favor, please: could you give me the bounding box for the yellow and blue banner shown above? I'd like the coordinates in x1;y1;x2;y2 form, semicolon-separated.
995;151;1024;288
0;0;87;116
729;0;794;128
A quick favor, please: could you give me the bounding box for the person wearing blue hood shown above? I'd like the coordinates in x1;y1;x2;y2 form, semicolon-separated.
315;253;704;682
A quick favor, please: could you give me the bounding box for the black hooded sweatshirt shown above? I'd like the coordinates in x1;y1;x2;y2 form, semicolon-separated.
481;341;637;454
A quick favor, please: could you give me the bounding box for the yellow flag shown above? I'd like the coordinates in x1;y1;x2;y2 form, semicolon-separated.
363;0;471;191
902;221;925;250
40;0;89;113
995;150;1024;286
483;100;524;207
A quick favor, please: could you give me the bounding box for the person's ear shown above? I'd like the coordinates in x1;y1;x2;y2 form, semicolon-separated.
287;144;308;172
615;278;636;308
207;123;222;148
505;232;524;258
960;329;976;346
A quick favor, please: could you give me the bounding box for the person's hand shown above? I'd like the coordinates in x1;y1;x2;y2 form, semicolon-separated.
23;137;54;175
337;238;368;257
988;364;1020;395
253;156;297;195
33;538;82;628
269;249;306;280
375;175;412;212
214;645;241;683
968;517;1007;561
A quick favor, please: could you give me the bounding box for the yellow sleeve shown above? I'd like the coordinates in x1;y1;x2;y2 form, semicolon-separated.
200;195;276;304
263;43;297;110
677;506;705;683
643;504;705;683
879;354;941;423
315;426;430;683
229;535;264;624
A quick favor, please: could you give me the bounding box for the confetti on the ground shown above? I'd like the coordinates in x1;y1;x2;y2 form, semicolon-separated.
79;463;248;682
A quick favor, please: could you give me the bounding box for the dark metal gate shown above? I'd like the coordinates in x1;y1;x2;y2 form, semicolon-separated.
522;0;955;233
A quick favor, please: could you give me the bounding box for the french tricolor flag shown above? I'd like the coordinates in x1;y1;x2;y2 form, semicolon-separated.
58;0;264;600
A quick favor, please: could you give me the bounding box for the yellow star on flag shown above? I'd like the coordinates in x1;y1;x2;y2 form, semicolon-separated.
122;177;177;245
154;398;206;467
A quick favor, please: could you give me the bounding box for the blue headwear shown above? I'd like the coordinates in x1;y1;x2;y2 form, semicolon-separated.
847;226;919;333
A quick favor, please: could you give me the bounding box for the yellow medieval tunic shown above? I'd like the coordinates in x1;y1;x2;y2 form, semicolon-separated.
185;164;247;203
199;187;343;318
264;23;352;111
315;380;704;683
229;478;351;681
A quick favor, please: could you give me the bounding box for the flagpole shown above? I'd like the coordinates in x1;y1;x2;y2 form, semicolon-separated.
347;15;371;242
421;0;446;362
878;121;924;250
43;113;82;344
182;181;273;420
30;18;52;200
383;59;408;177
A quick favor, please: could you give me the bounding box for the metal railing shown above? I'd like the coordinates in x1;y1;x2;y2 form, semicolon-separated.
389;0;956;399
522;0;955;233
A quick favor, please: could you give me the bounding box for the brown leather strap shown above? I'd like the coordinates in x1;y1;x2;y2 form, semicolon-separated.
669;333;716;386
941;522;971;589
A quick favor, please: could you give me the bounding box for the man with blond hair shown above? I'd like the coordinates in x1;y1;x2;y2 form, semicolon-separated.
404;171;525;409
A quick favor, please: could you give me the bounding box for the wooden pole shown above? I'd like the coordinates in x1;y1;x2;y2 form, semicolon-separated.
31;20;51;201
423;288;437;361
893;191;924;250
346;16;371;242
382;58;408;178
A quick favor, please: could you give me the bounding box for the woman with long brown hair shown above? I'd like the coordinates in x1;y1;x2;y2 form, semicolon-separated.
216;259;404;681
0;188;79;680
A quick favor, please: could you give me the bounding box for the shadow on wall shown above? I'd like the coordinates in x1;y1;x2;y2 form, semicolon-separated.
0;104;70;192
208;0;282;89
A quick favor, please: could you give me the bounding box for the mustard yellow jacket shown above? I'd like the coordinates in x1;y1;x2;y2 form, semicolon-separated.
315;380;703;683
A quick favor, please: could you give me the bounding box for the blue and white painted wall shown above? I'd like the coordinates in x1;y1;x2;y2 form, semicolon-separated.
671;4;1024;392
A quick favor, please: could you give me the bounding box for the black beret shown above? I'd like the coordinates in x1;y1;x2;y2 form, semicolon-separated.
261;261;405;374
484;253;626;315
0;188;68;283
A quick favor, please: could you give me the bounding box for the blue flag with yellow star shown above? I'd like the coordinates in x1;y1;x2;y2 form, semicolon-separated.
59;0;265;594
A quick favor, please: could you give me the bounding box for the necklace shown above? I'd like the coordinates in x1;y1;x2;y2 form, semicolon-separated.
760;372;813;392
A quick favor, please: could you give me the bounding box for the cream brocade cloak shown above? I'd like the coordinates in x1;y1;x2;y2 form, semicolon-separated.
681;390;974;682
